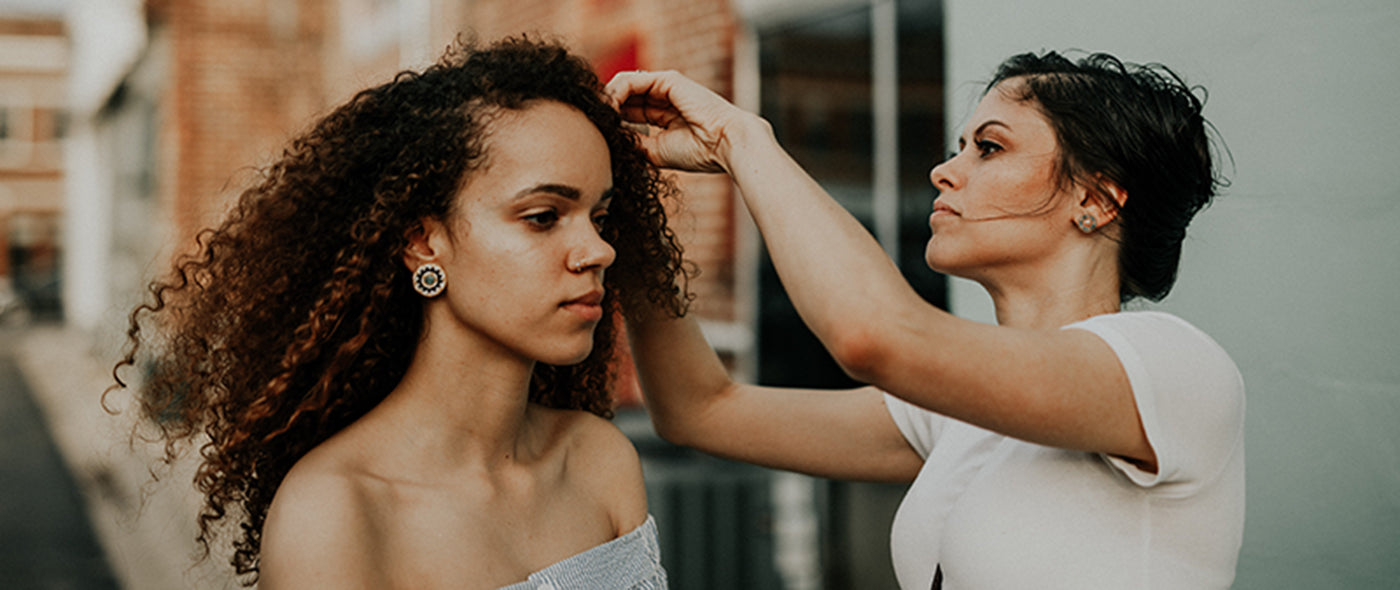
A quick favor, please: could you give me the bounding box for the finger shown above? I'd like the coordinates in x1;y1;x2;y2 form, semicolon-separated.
605;70;695;115
604;70;662;107
632;134;668;167
618;103;682;127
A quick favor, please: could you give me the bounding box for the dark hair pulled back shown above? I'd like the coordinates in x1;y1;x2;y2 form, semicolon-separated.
108;35;690;583
988;51;1226;302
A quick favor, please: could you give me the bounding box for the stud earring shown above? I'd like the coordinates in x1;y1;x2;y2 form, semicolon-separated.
412;263;446;298
1076;214;1098;233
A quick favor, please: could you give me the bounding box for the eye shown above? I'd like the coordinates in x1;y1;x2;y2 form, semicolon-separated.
524;209;559;228
975;139;1003;157
591;209;611;231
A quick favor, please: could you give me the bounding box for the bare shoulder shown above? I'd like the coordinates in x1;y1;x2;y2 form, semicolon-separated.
535;406;648;534
259;449;379;589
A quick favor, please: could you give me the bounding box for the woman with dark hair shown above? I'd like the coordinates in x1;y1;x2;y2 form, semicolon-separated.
609;51;1243;588
110;37;684;589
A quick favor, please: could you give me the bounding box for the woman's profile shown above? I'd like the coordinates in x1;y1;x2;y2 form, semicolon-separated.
109;36;685;589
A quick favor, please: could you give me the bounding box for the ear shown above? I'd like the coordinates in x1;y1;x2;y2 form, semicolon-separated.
1076;174;1128;229
402;217;449;271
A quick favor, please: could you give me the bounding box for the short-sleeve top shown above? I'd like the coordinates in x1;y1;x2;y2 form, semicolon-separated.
885;311;1246;589
497;515;667;590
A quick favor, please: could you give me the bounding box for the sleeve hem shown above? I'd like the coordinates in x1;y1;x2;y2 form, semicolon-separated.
884;392;934;460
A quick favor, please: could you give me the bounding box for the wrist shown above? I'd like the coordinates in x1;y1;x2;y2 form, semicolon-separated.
716;112;775;175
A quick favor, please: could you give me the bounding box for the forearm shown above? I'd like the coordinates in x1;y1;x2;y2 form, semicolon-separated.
625;311;733;446
627;309;923;481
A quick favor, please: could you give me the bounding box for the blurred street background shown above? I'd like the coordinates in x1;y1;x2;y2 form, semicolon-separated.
1;0;1397;588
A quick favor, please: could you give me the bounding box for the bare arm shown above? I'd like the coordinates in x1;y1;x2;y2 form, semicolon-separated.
608;71;1153;470
628;308;923;483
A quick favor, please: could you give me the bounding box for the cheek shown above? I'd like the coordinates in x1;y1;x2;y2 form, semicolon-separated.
964;161;1062;218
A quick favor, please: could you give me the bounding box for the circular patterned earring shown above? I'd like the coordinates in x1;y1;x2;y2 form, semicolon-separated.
1076;214;1098;233
412;263;447;298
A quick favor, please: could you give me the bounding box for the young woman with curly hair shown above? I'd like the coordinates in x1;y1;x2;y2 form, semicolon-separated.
110;37;686;589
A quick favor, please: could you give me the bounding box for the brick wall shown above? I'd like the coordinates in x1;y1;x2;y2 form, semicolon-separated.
150;0;328;252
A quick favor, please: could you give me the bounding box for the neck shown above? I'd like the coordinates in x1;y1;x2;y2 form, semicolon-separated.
981;241;1121;329
372;314;538;470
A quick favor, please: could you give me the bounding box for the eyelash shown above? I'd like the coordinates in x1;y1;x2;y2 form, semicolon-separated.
524;209;559;228
522;209;610;231
975;139;1003;156
949;139;1004;161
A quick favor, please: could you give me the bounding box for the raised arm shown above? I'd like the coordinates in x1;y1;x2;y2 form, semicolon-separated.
607;71;1155;470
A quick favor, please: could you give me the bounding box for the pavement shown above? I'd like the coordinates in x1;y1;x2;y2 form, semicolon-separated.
0;329;118;589
6;324;242;590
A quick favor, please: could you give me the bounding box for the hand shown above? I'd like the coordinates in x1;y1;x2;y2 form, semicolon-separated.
605;70;763;174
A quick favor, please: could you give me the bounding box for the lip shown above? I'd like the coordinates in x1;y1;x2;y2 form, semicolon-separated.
930;201;960;228
562;290;605;322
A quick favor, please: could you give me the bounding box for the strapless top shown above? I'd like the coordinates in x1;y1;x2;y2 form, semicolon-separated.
497;515;667;589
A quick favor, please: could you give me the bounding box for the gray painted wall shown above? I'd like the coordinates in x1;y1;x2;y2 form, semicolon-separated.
941;1;1400;587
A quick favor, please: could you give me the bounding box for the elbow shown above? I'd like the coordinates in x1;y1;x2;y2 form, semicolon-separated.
643;380;735;451
827;325;886;385
649;412;693;448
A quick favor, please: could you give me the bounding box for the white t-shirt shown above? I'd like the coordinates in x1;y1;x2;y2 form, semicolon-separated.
885;311;1245;589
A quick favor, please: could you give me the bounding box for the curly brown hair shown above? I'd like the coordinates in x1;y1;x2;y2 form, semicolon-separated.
108;35;690;583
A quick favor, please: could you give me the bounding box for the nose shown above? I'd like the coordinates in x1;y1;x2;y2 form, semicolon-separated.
571;230;616;273
929;153;959;193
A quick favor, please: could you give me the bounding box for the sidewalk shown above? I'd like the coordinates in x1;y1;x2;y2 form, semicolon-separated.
15;325;242;590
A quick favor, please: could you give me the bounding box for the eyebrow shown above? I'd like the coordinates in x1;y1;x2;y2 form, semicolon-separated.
514;183;580;201
958;119;1012;147
511;183;615;205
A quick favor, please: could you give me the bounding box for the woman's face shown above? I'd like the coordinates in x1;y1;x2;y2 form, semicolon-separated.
925;79;1080;283
426;100;616;366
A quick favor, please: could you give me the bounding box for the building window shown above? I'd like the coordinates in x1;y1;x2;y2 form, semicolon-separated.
0;107;10;140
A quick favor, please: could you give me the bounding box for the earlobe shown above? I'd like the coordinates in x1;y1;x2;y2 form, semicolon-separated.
1077;175;1128;230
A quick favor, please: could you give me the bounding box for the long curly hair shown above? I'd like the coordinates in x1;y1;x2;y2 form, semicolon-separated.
108;36;690;582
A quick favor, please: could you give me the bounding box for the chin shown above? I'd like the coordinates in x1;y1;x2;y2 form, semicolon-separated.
924;248;976;280
924;243;951;274
543;343;595;367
